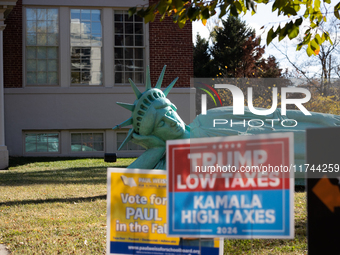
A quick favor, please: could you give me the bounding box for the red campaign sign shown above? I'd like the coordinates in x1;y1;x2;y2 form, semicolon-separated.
167;133;294;192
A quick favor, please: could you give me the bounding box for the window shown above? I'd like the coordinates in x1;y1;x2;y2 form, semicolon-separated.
25;8;59;85
24;7;147;87
114;10;145;84
25;133;59;153
117;132;144;150
71;9;102;85
71;132;104;152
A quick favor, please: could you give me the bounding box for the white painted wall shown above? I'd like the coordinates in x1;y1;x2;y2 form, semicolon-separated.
4;87;195;157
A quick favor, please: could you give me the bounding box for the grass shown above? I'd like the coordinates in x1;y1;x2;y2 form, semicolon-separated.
0;157;307;254
224;191;307;254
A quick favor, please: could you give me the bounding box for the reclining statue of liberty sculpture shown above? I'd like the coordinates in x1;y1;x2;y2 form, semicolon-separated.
113;66;340;172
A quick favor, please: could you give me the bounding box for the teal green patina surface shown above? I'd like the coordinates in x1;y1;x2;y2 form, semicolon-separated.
114;66;340;184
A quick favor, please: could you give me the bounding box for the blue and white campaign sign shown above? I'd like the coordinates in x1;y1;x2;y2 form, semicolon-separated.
166;134;294;238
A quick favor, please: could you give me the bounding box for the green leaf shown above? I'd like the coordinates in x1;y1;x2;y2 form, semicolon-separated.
278;30;286;41
219;4;228;18
178;17;187;28
314;33;322;44
303;8;309;18
283;6;298;15
334;2;340;19
201;8;210;19
230;4;239;16
310;39;319;51
335;9;340;19
314;0;321;10
266;27;275;45
158;0;169;14
288;25;299;39
310;22;317;28
302;32;311;44
234;1;243;13
295;17;303;26
173;0;184;10
321;32;326;43
296;43;303;51
144;6;156;23
306;44;314;56
272;0;280;12
279;22;293;41
324;0;331;3
323;32;333;45
128;7;137;17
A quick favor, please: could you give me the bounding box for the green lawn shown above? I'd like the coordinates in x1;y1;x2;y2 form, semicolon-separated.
0;157;307;254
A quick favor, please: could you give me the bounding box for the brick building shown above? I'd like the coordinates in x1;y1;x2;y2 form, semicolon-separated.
0;0;193;168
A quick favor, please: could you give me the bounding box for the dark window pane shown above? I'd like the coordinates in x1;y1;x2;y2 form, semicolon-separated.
135;15;143;22
135;48;143;59
125;23;133;34
124;14;133;22
115;72;123;83
93;142;103;151
115;60;124;71
135;35;143;46
114;13;123;22
135;23;143;34
81;71;91;83
114;23;123;34
135;60;143;68
125;35;133;46
124;72;133;83
115;35;123;46
135;72;144;83
115;48;123;59
37;143;48;152
125;48;133;59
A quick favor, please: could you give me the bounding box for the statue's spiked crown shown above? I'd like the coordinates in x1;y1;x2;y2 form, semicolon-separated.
113;65;178;150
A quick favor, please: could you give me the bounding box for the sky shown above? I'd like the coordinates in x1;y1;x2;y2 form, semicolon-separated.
191;3;337;77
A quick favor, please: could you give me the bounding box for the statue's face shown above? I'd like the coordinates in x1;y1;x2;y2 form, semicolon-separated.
151;105;186;141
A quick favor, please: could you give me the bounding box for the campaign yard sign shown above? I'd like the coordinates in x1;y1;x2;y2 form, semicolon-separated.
166;133;294;238
107;168;223;255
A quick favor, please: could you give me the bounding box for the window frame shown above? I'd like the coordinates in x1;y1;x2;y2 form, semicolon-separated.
23;6;150;88
23;6;61;87
70;131;105;153
23;131;61;155
113;9;146;86
70;8;103;86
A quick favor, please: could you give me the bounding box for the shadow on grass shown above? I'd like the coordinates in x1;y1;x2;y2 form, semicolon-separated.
8;157;91;168
0;166;108;186
0;194;106;207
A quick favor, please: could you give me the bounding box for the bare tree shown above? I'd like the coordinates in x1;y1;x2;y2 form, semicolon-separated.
273;15;340;97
